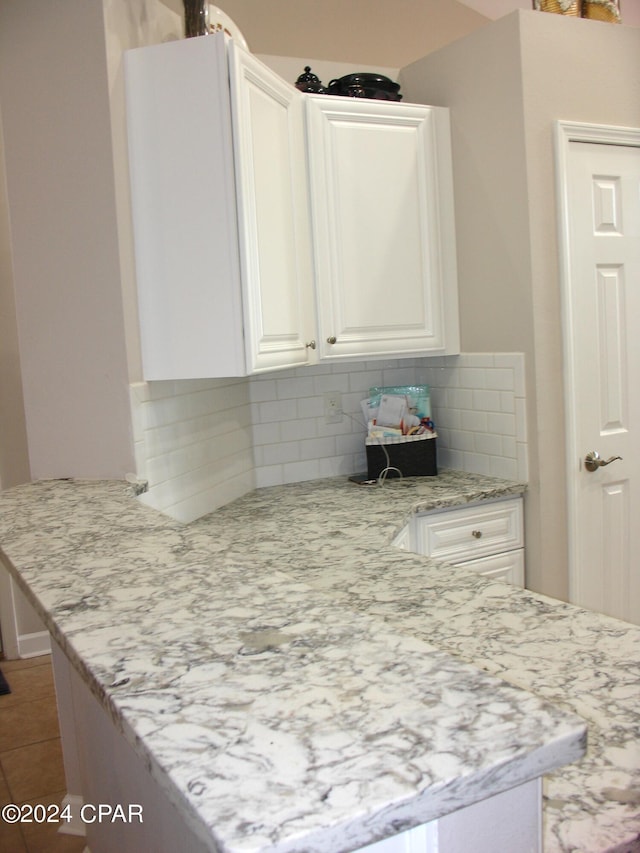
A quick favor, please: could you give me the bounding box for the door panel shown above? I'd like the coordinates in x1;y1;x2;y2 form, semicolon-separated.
306;96;459;360
559;127;640;624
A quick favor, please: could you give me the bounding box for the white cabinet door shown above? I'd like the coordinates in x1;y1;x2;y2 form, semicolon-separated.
456;550;525;587
306;96;459;361
229;43;316;373
125;34;316;379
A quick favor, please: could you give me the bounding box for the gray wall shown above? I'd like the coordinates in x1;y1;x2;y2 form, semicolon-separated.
401;10;640;598
0;0;134;480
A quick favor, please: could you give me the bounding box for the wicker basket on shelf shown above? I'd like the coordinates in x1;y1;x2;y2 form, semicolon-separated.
582;0;621;21
534;0;582;14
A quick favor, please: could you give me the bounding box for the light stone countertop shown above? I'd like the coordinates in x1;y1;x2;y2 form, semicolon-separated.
0;470;636;852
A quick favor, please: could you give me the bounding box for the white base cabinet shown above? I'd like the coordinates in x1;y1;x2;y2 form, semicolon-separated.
397;497;525;586
125;34;316;379
306;96;459;361
51;636;540;853
359;778;541;853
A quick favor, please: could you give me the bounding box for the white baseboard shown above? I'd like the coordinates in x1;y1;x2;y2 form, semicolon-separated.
58;794;87;837
17;630;51;658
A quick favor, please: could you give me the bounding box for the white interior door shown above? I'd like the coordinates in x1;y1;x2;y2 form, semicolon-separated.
556;122;640;625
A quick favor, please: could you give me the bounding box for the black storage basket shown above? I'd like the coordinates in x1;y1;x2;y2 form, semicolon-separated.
366;434;437;480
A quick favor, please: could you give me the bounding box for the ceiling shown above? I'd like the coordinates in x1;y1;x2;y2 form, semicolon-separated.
161;0;531;20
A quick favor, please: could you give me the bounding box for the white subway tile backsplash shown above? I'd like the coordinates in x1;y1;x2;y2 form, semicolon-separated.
516;443;528;482
257;399;298;424
130;353;529;522
283;459;322;483
500;391;516;414
439;447;464;470
336;432;366;456
297;395;324;420
490;456;519;481
464;452;492;476
262;441;300;466
474;432;503;456
446;388;474;410
516;398;528;443
449;430;475;452
429;366;459;388
249;378;277;403
318;455;355;478
129;379;255;523
276;376;316;400
484;368;515;392
280;417;317;442
300;435;336;461
486;412;516;437
461;409;488;433
350;371;385;392
313;372;350;395
425;352;528;483
381;366;420;386
501;436;517;459
455;353;496;368
251;418;281;445
458;367;486;389
254;463;286;488
472;389;502;412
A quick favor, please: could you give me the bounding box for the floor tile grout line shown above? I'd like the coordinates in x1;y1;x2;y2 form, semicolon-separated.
0;736;63;760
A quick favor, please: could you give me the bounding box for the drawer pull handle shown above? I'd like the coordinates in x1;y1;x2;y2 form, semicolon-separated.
471;530;482;539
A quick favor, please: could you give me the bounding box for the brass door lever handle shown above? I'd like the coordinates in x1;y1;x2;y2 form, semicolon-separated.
584;451;623;472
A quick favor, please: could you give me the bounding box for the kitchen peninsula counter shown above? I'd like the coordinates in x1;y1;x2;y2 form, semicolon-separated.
0;472;637;852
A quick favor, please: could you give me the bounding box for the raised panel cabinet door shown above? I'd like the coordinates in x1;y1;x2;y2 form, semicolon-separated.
456;550;526;587
306;96;459;361
229;43;317;373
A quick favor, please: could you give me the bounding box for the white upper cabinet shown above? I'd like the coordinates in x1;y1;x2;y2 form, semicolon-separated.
306;96;460;361
125;34;316;379
125;37;459;379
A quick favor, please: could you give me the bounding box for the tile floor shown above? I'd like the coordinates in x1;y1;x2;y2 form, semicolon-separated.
0;655;86;853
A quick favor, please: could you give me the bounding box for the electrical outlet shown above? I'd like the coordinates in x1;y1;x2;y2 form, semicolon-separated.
324;391;343;424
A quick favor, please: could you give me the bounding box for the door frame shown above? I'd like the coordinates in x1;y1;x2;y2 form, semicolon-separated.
554;120;640;607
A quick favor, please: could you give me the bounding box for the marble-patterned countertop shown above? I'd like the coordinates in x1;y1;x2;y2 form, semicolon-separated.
0;471;636;851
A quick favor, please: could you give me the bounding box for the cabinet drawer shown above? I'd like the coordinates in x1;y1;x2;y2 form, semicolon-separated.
414;499;523;563
456;549;525;587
